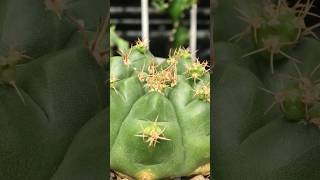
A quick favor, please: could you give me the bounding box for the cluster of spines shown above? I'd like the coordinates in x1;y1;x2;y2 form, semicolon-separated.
261;63;320;128
0;48;32;104
232;0;320;73
134;116;171;147
111;41;210;147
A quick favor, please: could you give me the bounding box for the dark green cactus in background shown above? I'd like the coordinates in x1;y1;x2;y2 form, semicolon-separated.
0;0;108;179
110;40;210;180
213;0;320;179
215;0;320;73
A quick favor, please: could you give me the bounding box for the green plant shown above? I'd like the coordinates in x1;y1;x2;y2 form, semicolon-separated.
0;0;108;179
152;0;197;48
213;0;320;179
216;0;320;73
110;40;210;180
110;25;129;56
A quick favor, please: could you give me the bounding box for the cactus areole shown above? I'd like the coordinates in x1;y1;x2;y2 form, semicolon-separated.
233;0;320;73
110;40;210;179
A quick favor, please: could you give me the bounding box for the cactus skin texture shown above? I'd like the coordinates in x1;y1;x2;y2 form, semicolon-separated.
0;0;108;180
213;37;320;180
110;40;210;180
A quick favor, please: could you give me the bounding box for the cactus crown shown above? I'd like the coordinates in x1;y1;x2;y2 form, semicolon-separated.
111;45;209;100
110;40;210;179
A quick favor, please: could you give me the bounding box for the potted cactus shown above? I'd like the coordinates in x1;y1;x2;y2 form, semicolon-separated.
110;39;210;180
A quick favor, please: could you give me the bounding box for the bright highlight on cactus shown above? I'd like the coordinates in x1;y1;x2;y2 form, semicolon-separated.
233;0;320;73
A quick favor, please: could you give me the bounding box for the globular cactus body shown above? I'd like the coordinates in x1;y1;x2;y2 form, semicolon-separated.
0;0;108;179
214;1;320;179
110;41;210;180
213;37;320;180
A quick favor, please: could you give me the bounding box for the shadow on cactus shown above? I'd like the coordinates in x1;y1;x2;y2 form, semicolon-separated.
232;0;320;73
110;40;210;179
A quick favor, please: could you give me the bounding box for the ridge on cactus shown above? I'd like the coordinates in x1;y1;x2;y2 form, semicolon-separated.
110;39;210;179
232;0;320;73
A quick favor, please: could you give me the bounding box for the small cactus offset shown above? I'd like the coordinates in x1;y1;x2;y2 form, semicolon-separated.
0;0;108;180
110;40;210;180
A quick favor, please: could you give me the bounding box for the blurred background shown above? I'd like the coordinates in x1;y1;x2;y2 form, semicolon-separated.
110;0;210;61
288;0;320;34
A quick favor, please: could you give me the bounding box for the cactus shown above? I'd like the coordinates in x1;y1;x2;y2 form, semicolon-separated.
213;0;320;179
215;0;320;74
0;0;108;179
213;44;320;179
110;40;210;179
110;25;129;56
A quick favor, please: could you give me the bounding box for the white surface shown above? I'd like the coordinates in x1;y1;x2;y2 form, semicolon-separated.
141;0;149;46
190;3;197;59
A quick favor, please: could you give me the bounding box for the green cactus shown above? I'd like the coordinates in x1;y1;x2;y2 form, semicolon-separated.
214;16;320;180
110;25;129;56
0;0;108;179
214;0;320;178
215;0;320;74
110;40;210;179
173;25;189;49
